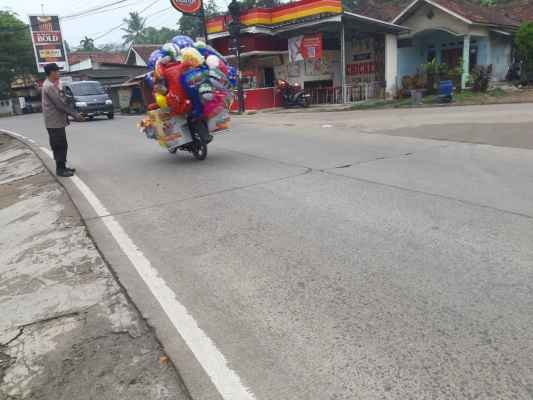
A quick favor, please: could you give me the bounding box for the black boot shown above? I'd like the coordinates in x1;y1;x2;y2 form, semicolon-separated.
56;161;74;177
56;168;74;177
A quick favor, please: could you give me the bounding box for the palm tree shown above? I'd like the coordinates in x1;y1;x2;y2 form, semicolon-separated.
79;36;96;51
121;12;146;45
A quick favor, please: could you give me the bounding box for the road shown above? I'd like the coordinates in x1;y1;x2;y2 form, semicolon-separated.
3;103;533;400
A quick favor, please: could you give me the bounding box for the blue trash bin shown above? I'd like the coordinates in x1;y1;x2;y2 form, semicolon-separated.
439;80;453;97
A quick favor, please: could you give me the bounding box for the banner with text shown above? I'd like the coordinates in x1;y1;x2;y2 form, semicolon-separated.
29;15;69;73
288;33;323;63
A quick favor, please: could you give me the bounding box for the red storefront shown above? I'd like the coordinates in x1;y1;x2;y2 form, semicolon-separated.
207;0;405;110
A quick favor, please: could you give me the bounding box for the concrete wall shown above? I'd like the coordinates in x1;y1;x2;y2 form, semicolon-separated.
491;33;512;81
275;51;342;87
0;99;13;117
398;45;424;77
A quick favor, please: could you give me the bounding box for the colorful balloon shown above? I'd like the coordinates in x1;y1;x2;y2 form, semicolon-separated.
171;35;194;49
181;47;205;68
205;54;220;69
160;62;192;116
155;93;168;109
181;67;208;118
227;66;238;88
145;71;154;89
159;42;181;64
147;49;165;71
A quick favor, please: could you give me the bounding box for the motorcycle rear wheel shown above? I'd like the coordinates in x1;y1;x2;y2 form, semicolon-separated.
192;141;208;160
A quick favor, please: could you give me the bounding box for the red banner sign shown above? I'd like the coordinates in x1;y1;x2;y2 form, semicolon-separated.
346;62;376;76
288;33;323;63
170;0;202;14
301;34;322;60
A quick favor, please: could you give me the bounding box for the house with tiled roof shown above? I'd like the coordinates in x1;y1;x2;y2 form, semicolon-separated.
68;51;126;66
125;44;162;66
383;0;530;85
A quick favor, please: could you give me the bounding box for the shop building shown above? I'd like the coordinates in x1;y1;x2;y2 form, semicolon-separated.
207;0;405;108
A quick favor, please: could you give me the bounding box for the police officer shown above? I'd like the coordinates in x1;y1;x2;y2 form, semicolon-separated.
41;63;82;177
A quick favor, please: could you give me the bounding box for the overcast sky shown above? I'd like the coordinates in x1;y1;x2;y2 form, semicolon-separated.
2;0;230;48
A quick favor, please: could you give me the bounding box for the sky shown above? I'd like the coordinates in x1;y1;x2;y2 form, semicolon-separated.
1;0;230;48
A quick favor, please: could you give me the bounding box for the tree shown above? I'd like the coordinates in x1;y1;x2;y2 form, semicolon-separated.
122;11;146;45
100;42;126;52
515;21;533;80
79;36;96;51
137;27;179;44
0;11;35;97
178;0;220;40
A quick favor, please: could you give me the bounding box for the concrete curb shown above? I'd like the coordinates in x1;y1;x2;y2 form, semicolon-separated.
0;133;191;400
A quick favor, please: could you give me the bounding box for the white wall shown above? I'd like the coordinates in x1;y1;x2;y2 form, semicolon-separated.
491;34;512;81
0;99;13;117
275;51;341;88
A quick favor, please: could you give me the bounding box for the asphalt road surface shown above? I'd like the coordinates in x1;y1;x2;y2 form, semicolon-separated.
3;103;533;400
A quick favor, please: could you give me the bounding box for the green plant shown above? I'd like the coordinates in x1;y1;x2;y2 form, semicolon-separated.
515;22;533;83
421;58;449;93
470;65;492;92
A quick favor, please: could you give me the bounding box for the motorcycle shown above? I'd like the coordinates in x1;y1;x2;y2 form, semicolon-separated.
167;118;213;161
277;80;311;108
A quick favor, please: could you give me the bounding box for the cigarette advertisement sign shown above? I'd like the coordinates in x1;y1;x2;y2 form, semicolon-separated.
28;15;69;73
170;0;202;14
288;33;323;63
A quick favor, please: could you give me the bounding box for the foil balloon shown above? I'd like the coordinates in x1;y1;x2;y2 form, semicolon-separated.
208;67;229;91
205;44;226;61
181;47;204;68
147;49;165;71
160;42;181;64
181;67;208;118
145;71;154;89
171;35;194;49
205;55;220;69
198;82;214;102
203;91;226;119
161;63;192;116
227;66;238;88
155;93;168;109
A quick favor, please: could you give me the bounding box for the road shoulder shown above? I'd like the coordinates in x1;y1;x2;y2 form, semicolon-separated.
0;134;190;400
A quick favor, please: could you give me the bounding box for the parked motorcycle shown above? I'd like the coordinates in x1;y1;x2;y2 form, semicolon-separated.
277;80;311;108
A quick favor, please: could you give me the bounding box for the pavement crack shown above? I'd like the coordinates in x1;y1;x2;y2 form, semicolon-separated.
0;329;24;347
85;168;312;221
322;169;533;220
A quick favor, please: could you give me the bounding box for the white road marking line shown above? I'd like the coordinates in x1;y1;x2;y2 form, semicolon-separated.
1;128;27;139
41;147;54;158
15;138;256;400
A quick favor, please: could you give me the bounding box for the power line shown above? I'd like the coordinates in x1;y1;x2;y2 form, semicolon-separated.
0;0;143;32
62;0;134;20
62;0;148;22
91;1;166;42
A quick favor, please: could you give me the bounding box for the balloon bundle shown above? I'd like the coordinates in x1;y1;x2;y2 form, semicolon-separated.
139;35;236;147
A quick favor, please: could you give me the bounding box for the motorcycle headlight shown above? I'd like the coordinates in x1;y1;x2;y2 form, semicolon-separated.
105;99;113;105
75;101;87;108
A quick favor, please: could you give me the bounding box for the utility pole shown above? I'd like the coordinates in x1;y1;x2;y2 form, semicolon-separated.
199;1;209;43
228;0;245;114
